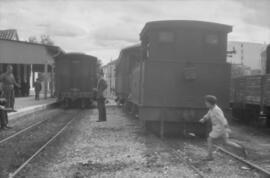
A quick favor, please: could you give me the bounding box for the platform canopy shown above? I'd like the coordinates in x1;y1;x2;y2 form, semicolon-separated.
0;39;63;65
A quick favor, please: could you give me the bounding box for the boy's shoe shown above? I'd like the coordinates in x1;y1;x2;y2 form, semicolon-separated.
96;120;106;122
242;147;248;158
202;156;214;161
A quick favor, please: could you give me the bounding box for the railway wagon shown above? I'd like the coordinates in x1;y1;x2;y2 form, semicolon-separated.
125;20;232;136
231;44;270;126
115;44;141;105
55;53;97;108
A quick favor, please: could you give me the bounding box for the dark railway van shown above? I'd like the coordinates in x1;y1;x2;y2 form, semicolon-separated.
231;44;270;127
115;44;141;105
117;20;232;137
55;53;97;108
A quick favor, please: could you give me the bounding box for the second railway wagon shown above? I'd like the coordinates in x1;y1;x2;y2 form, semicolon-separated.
55;53;97;108
231;44;270;126
118;20;232;136
115;44;141;105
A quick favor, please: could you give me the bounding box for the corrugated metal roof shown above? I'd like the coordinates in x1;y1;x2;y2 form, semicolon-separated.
0;29;19;40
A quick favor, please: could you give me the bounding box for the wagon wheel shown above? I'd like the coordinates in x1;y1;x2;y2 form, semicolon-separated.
256;113;268;128
63;98;70;109
81;99;86;109
123;101;128;112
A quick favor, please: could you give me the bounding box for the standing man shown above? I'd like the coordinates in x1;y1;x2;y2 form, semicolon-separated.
96;70;107;122
34;78;42;100
0;98;12;130
0;65;20;111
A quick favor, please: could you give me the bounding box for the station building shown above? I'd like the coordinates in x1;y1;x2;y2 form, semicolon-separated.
0;29;62;98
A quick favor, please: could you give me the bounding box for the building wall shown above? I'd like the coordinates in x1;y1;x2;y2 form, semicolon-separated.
227;41;267;70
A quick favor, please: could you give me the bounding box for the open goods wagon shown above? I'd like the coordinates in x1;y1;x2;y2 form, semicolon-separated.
231;44;270;126
55;53;97;108
118;20;232;137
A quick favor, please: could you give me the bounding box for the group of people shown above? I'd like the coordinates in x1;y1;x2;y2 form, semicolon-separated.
0;65;42;131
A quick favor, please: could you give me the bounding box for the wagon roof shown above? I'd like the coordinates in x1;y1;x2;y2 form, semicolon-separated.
140;20;233;38
55;52;97;61
121;44;141;52
118;44;141;59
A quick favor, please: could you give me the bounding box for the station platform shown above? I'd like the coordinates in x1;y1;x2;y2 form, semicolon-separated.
8;96;57;120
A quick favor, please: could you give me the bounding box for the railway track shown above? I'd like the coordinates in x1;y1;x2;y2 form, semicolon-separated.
0;109;83;178
9;114;78;178
162;138;270;178
163;139;207;178
215;145;270;177
0;117;54;145
0;109;62;145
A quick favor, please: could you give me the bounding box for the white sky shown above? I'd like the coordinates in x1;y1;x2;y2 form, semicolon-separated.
0;0;269;64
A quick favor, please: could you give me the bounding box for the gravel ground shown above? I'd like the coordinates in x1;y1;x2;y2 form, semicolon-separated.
0;109;80;178
10;107;269;178
168;138;265;178
18;107;199;178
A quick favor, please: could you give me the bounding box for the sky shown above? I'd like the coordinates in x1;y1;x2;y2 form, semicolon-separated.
0;0;270;64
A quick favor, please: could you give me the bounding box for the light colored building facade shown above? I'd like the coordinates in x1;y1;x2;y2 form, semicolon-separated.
102;60;117;99
261;48;267;74
227;41;267;72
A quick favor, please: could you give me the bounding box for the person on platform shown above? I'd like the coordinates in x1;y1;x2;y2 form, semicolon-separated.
0;65;20;112
0;98;12;130
199;95;247;161
21;79;30;97
34;78;42;100
96;71;107;122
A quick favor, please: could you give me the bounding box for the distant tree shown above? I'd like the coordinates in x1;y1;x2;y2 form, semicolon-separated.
28;34;54;45
40;34;54;45
28;36;38;43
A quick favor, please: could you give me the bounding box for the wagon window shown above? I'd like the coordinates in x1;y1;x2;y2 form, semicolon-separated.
205;34;219;45
204;33;221;58
158;31;174;43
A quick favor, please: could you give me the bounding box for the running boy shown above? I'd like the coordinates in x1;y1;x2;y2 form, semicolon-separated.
199;95;246;161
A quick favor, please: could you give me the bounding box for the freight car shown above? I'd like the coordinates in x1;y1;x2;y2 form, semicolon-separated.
55;53;97;108
117;20;232;137
231;44;270;126
115;44;141;107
